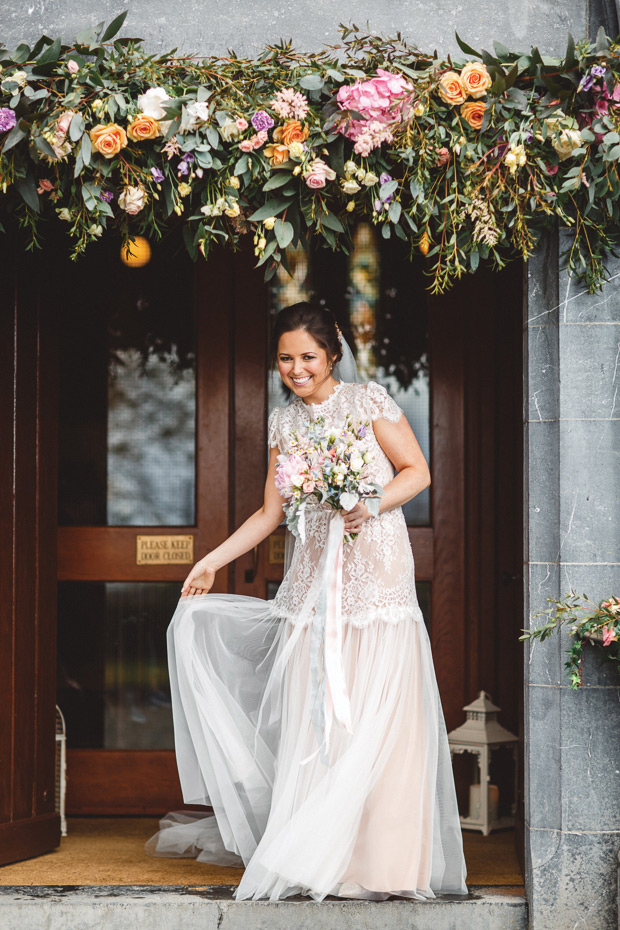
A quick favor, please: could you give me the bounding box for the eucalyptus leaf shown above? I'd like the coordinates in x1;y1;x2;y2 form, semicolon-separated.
101;11;128;42
320;212;345;233
15;176;40;213
274;219;294;249
69;112;85;142
299;73;323;91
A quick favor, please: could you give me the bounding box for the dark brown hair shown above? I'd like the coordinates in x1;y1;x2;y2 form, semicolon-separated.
270;302;343;367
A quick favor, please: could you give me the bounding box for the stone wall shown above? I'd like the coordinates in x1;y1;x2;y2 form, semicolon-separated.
1;0;585;57
524;231;620;929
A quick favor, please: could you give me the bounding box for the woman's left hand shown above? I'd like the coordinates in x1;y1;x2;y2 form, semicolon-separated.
342;501;371;535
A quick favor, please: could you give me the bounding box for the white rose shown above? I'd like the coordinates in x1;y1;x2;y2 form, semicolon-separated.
292;474;304;488
288;141;305;160
344;160;357;178
552;128;583;161
118;185;147;215
88;223;103;237
201;204;214;216
263;216;276;230
350;452;364;472
363;171;379;186
339;491;359;511
335;473;344;486
363;451;374;464
334;462;348;474
342;179;361;194
186;100;210;130
219;118;242;142
137;87;170;120
56;207;72;221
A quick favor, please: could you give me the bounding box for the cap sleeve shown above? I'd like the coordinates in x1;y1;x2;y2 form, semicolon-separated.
268;407;280;450
365;381;403;423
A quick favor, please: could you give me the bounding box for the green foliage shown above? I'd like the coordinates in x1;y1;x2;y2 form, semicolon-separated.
1;17;620;292
520;592;620;687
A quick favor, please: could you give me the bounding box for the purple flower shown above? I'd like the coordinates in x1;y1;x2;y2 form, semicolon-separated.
358;424;367;438
591;64;606;78
379;171;392;186
100;190;114;203
578;74;595;92
0;108;17;133
177;160;190;176
181;152;194;164
150;166;165;183
373;199;383;212
251;110;274;132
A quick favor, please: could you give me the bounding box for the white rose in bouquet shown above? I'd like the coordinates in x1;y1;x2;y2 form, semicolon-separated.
339;491;359;511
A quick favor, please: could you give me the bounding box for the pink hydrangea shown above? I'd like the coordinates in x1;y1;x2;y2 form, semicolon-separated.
336;68;412;121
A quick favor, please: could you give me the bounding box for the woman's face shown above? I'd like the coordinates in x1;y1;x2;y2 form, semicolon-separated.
277;329;335;401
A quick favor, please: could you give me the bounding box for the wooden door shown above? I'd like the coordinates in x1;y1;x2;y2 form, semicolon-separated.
55;238;267;814
0;248;60;866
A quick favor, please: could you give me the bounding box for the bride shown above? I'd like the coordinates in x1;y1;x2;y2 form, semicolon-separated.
146;302;468;901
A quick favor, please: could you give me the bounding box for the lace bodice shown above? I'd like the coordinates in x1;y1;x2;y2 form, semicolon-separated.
268;382;424;628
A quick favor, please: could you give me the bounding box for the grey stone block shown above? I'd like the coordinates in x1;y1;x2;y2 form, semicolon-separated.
525;827;620;930
0;886;528;930
527;324;560;422
524;683;562;831
558;418;620;563
0;0;585;58
558;322;620;420
526;420;560;563
559;235;620;324
524;561;563;687
559;682;620;831
526;229;560;329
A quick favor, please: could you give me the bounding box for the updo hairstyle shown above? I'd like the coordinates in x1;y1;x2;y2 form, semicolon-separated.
270;302;343;368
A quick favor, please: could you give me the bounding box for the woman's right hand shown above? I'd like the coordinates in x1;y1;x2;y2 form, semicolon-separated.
181;558;216;597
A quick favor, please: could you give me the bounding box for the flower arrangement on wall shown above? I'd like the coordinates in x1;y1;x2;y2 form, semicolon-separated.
1;12;620;292
521;593;620;687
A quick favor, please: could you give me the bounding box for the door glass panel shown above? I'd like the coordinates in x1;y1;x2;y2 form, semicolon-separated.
267;227;430;525
58;234;196;526
57;581;177;749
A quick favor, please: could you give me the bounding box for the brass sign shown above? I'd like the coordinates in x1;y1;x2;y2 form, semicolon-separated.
136;535;194;565
269;535;285;565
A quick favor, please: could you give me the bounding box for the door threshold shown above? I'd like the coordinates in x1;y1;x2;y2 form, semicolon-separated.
0;884;527;930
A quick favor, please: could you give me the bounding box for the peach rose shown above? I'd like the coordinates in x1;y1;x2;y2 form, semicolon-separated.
438;71;466;106
461;100;486;129
460;61;492;99
90;123;128;158
264;143;290;165
280;120;309;146
127;114;160;142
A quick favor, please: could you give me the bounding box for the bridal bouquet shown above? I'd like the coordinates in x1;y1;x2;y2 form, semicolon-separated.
275;415;383;542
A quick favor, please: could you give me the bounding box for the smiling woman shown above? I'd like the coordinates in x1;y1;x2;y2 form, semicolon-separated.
146;299;467;903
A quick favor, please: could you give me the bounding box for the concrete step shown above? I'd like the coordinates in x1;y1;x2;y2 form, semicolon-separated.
0;884;526;930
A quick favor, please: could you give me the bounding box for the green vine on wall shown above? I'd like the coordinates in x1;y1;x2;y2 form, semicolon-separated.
1;11;620;292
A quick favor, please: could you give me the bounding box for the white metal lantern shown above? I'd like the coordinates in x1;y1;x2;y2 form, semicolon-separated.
55;705;68;837
448;690;518;836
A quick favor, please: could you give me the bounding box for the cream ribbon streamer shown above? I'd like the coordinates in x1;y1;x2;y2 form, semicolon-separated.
306;511;353;763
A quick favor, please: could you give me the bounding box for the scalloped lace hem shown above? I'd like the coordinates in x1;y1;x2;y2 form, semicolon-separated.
267;603;424;628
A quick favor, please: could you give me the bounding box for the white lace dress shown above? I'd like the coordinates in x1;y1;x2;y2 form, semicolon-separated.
146;381;468;902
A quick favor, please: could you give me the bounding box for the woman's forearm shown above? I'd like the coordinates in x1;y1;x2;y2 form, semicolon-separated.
378;465;430;515
204;507;282;572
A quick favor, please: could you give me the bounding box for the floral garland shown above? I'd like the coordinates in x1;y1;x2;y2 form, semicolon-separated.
1;14;620;292
520;593;620;687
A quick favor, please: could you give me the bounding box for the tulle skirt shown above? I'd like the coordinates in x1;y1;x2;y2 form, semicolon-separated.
145;593;468;901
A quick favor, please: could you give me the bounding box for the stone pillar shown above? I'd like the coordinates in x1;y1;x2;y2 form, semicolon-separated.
524;229;620;930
